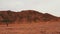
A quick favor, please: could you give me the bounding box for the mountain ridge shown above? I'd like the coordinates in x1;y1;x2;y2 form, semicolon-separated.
0;10;59;26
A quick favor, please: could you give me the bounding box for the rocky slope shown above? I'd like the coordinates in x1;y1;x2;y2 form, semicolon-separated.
0;10;59;25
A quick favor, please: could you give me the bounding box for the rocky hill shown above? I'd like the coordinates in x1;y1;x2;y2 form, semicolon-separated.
0;10;59;26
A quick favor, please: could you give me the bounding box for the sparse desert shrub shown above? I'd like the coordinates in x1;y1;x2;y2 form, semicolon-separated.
0;14;15;26
0;18;13;26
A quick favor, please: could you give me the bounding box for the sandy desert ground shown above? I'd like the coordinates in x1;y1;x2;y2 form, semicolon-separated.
0;22;60;34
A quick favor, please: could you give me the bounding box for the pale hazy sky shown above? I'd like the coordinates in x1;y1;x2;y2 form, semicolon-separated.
0;0;60;17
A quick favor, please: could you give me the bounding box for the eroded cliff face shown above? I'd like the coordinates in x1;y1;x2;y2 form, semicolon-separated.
0;10;59;26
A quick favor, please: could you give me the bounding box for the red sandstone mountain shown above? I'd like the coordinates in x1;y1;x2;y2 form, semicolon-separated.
0;10;59;26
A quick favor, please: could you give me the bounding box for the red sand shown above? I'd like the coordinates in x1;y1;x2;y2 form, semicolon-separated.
0;22;60;34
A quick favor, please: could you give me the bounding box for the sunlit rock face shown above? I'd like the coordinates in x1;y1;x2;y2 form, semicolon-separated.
0;10;59;25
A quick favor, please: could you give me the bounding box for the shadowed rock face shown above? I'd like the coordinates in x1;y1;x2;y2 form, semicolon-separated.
0;10;17;26
41;13;58;22
0;10;59;25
